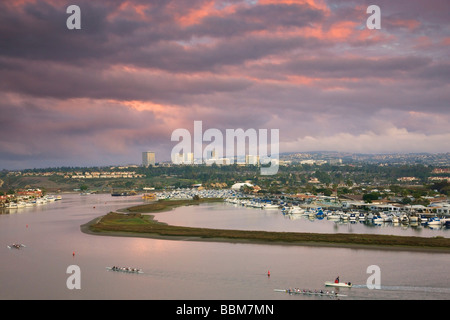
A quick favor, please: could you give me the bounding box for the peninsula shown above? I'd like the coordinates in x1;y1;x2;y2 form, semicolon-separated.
82;199;450;253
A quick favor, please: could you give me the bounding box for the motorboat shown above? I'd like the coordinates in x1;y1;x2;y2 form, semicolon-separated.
409;215;419;223
5;203;18;209
324;281;352;288
400;214;409;224
373;216;383;224
419;215;428;224
327;212;341;220
391;215;400;223
262;203;279;210
380;212;392;222
427;217;442;226
290;207;305;214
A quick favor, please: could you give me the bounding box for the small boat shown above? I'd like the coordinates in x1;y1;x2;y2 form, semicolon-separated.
419;215;428;224
5;203;18;209
380;213;392;222
7;243;26;249
324;281;352;288
340;213;349;220
400;214;409;224
274;289;347;297
106;266;143;274
290;207;305;214
262;203;279;210
373;216;383;224
327;212;341;220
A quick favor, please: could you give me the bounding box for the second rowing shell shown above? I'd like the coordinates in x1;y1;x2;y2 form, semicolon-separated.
274;289;347;297
106;267;143;274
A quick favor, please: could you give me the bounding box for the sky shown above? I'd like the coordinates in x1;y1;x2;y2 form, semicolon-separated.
0;0;449;170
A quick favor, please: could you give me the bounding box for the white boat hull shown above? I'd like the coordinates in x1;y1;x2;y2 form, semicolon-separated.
324;281;352;288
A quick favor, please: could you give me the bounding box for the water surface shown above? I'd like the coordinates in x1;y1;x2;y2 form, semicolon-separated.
1;194;449;300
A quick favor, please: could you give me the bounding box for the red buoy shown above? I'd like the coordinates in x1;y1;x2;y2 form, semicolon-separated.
268;270;270;277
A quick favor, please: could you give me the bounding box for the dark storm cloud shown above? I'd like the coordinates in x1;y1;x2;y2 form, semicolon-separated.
0;0;449;169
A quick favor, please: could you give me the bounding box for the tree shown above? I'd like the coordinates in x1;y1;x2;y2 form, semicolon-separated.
401;197;412;205
363;192;380;203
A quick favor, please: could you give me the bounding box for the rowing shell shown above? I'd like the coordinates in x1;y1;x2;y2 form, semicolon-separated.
106;267;143;274
274;289;347;297
7;244;26;249
324;281;352;288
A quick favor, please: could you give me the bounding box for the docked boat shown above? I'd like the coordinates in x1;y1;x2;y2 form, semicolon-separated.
327;212;341;220
400;214;409;224
308;210;317;218
427;217;442;226
419;215;428;224
391;215;400;223
262;203;279;210
340;212;349;221
372;216;383;224
324;281;352;288
290;207;305;214
106;266;143;274
5;203;18;209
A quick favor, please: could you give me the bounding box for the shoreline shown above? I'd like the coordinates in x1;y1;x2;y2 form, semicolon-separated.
80;199;450;254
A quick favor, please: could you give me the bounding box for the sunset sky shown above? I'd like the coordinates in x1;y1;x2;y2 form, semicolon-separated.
1;0;449;169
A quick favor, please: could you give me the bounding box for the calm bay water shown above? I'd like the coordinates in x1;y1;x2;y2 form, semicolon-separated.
1;194;449;300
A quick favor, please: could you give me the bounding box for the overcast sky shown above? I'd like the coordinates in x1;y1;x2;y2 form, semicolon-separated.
1;0;449;169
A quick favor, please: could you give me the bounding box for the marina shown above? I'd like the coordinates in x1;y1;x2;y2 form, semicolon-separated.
223;197;450;233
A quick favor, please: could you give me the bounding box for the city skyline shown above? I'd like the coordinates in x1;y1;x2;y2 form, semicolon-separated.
1;0;449;170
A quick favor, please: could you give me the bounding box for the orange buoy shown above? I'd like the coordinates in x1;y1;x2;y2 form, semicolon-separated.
268;270;270;277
